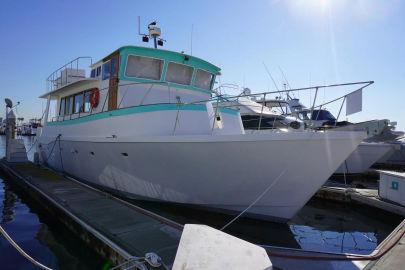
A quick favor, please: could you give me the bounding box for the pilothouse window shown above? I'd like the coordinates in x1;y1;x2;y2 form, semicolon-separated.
102;61;111;80
193;69;214;90
125;55;163;80
165;62;193;85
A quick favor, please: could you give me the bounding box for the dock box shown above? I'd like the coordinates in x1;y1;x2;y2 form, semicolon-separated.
379;171;405;206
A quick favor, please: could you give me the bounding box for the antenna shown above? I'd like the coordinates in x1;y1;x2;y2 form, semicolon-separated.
190;24;194;56
278;66;293;99
262;62;280;92
138;16;166;49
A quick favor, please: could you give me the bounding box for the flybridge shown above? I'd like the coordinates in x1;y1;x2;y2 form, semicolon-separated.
42;46;220;97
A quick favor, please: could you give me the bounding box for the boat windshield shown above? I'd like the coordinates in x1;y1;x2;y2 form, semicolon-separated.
310;110;336;121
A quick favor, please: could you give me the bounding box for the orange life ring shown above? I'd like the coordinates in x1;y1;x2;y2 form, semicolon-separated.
89;88;100;108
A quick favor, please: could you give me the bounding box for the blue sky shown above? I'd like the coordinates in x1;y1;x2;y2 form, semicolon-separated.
1;0;404;130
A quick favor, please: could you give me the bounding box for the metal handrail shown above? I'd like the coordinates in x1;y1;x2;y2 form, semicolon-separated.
47;80;374;133
46;57;93;92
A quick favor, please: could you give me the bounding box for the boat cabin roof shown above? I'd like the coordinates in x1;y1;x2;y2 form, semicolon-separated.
40;45;221;99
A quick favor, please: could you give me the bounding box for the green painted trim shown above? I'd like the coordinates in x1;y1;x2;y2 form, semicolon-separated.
48;103;207;126
219;107;240;116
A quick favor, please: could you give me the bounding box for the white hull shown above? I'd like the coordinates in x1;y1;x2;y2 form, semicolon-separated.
377;141;405;165
39;131;364;221
335;142;394;174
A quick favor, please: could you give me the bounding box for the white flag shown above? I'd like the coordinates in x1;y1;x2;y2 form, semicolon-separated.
346;89;362;116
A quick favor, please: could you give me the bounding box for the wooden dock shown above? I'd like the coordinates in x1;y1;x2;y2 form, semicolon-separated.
315;186;405;217
0;159;183;268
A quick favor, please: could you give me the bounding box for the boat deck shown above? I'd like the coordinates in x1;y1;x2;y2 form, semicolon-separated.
0;159;182;268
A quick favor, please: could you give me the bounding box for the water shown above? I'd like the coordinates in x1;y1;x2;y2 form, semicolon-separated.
0;136;402;269
131;197;402;255
0;136;106;270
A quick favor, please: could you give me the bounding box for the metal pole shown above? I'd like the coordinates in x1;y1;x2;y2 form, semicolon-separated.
309;87;319;128
335;96;346;127
258;93;266;130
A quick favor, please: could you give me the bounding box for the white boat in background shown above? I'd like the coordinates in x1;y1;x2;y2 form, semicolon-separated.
36;24;365;222
260;94;400;174
335;142;394;174
218;94;305;132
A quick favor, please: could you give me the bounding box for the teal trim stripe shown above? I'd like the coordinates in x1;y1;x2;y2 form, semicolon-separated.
219;107;240;116
48;104;207;126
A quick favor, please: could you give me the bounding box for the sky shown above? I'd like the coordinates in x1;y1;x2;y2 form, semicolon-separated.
0;0;404;130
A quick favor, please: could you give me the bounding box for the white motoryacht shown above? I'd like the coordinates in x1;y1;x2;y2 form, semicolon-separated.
36;33;364;221
261;95;396;174
218;95;304;132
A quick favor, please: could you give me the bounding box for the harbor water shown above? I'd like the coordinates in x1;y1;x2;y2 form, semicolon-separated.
0;136;402;269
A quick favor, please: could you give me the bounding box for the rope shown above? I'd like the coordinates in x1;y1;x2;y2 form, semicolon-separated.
26;138;38;153
0;224;53;270
58;135;64;171
43;134;61;163
220;169;286;231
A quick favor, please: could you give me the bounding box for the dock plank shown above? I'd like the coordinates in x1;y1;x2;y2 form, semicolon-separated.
0;161;182;266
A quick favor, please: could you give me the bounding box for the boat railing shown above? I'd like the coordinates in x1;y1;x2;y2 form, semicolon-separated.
48;80;374;132
46;57;93;92
210;80;374;129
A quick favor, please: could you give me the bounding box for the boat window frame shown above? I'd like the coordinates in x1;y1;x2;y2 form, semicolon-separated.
165;61;195;86
124;54;164;81
102;60;111;80
59;97;66;116
64;95;74;115
192;68;215;91
96;66;101;77
83;90;91;112
73;92;85;114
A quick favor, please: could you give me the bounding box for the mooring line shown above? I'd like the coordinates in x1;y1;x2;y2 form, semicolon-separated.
0;224;53;270
220;169;287;231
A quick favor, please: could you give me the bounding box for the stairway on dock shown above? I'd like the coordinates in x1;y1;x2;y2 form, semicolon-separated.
0;160;182;267
6;139;28;162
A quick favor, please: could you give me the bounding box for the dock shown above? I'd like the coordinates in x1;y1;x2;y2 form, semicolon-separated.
2;157;405;270
315;185;405;217
0;159;183;269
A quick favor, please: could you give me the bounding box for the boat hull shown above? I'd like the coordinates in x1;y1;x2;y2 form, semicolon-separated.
335;142;394;174
38;132;364;221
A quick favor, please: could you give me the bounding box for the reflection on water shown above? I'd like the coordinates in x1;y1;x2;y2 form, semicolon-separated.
0;136;105;270
130;195;402;255
0;135;403;267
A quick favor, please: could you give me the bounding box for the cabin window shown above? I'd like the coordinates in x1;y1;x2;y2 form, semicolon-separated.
83;91;91;112
74;93;84;113
193;69;214;90
310;110;336;121
165;62;193;85
111;56;119;76
125;55;163;80
65;95;74;115
90;69;96;78
102;60;111;80
59;98;66;116
96;66;101;77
